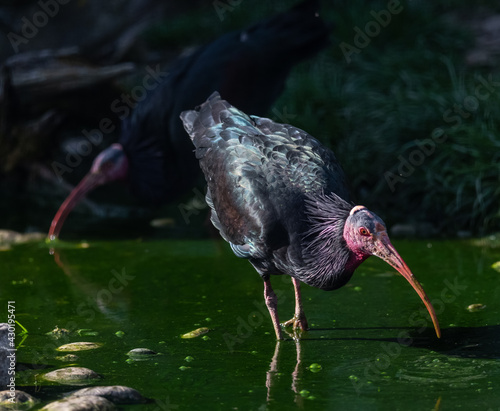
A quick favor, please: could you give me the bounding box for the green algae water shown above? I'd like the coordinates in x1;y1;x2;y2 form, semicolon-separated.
2;236;500;409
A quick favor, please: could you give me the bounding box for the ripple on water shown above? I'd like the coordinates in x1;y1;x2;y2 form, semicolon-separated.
396;355;489;388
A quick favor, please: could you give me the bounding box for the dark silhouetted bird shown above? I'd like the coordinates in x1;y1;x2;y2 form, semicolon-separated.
48;0;329;239
181;92;441;340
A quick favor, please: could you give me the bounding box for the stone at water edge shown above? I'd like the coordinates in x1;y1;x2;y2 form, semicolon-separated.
0;323;11;387
0;230;45;247
42;367;101;385
0;390;38;409
56;342;102;352
125;348;159;360
41;395;115;410
67;385;147;404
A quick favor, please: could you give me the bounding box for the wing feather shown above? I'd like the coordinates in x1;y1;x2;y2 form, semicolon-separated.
181;92;350;262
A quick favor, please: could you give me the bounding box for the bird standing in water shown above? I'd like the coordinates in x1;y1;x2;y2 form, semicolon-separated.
181;92;441;340
48;0;329;239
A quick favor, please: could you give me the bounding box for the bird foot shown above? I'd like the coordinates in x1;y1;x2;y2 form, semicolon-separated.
283;327;302;341
281;313;308;332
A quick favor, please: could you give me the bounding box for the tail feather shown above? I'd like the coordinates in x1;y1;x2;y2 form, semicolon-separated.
181;91;254;147
180;92;225;142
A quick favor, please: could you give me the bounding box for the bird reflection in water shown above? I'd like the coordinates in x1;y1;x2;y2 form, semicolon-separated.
265;338;304;407
265;337;444;408
49;245;132;324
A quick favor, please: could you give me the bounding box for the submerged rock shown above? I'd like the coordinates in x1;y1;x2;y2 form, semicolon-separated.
55;354;79;362
46;327;71;339
181;327;210;339
467;303;486;312
125;348;160;363
56;342;102;352
68;386;146;404
126;348;158;359
0;390;37;410
41;395;115;410
42;367;101;385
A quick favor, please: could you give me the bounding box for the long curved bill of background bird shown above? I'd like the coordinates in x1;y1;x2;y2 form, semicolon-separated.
47;143;128;240
48;172;106;240
374;234;441;338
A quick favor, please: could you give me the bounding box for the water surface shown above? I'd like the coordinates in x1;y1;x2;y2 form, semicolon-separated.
2;236;500;409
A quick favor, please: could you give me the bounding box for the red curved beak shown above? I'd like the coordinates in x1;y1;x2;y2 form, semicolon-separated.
373;234;441;338
48;144;128;240
48;172;105;240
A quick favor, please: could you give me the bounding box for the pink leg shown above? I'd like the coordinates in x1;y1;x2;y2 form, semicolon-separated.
282;277;308;331
264;279;283;340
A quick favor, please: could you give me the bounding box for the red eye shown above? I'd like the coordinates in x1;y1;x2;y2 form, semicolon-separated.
359;227;370;236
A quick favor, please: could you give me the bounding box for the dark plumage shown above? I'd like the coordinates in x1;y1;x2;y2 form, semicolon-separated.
181;92;441;340
48;0;329;238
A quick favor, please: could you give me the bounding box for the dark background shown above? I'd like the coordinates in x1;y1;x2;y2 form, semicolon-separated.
1;0;499;238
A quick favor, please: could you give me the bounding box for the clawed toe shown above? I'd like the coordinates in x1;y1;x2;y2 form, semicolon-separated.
281;314;308;331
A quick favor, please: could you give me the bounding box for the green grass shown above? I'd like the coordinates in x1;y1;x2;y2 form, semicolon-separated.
275;0;500;234
145;0;500;234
